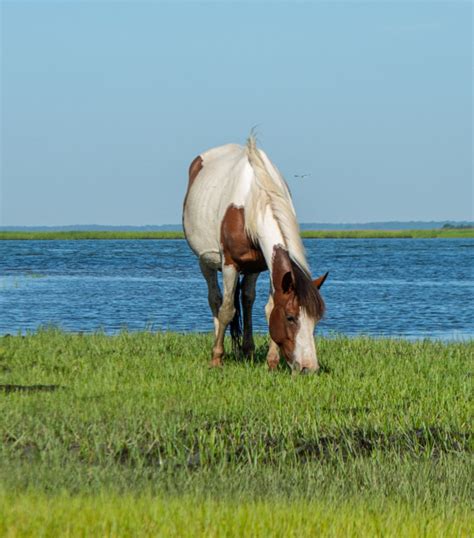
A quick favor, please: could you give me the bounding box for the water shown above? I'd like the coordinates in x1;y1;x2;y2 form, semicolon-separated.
0;239;472;340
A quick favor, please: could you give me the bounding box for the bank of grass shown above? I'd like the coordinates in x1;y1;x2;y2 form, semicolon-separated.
0;230;184;240
0;331;472;535
0;228;472;240
301;228;474;239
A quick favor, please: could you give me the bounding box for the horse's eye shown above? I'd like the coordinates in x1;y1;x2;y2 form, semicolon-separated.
286;315;297;323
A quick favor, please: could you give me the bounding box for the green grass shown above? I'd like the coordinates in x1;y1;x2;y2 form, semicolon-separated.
0;228;472;240
0;230;184;240
301;228;474;239
0;331;472;535
1;494;471;537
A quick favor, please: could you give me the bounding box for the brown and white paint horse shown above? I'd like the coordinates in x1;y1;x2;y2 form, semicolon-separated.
183;136;328;373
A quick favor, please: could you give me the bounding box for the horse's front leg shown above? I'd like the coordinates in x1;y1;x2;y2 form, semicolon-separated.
210;264;239;367
265;293;280;370
241;273;259;358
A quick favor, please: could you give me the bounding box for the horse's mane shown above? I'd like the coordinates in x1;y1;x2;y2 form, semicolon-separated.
244;135;324;319
244;134;309;274
290;259;325;320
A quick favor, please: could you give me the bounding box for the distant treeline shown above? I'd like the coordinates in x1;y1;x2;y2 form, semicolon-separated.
0;229;472;240
1;220;473;233
442;223;474;230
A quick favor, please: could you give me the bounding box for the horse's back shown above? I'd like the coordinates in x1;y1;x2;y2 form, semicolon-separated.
183;143;254;264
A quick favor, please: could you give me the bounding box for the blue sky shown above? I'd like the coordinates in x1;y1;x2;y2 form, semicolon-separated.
1;1;472;226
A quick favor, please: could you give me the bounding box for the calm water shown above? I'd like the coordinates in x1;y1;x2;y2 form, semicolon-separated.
0;239;472;340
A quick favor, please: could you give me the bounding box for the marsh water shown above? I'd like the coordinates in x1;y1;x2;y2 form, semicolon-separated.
0;239;472;340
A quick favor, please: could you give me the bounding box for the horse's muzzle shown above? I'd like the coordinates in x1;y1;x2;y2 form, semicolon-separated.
300;366;320;375
292;362;320;375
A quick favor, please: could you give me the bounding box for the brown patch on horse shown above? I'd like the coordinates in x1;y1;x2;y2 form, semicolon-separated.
220;204;267;274
269;246;299;360
183;155;203;210
269;297;299;361
271;245;293;292
188;155;203;185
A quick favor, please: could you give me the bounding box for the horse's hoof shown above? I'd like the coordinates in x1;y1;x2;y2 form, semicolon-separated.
209;358;223;368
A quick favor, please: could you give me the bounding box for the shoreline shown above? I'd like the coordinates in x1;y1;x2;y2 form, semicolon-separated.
1;330;472;343
0;229;472;240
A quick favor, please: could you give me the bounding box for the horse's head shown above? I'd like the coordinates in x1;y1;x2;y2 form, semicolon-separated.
269;260;328;374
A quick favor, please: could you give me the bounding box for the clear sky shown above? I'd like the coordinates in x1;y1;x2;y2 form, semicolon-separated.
1;1;472;226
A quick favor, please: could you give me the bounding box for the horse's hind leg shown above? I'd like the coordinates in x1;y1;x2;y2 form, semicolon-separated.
199;259;222;337
241;273;259;358
210;264;239;367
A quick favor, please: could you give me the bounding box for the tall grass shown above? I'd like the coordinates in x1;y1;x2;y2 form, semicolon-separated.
0;331;472;535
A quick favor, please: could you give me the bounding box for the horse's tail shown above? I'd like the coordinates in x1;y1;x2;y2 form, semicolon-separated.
229;276;242;357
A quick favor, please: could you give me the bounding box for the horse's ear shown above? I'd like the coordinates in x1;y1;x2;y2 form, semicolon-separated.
313;272;329;289
281;271;295;294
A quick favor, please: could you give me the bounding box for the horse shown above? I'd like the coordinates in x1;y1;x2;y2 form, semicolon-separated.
182;135;328;374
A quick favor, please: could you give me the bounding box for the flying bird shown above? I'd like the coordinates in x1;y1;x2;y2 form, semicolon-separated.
293;173;311;179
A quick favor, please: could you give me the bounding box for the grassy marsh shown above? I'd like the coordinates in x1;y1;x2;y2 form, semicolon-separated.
0;331;472;535
0;228;472;240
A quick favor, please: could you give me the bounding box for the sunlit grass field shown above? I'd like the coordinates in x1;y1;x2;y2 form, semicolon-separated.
0;331;472;536
0;228;472;240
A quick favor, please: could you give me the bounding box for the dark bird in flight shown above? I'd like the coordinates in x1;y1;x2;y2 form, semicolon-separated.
293;173;311;179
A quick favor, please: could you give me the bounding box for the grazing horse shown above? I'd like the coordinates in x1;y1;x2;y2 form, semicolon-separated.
183;136;328;373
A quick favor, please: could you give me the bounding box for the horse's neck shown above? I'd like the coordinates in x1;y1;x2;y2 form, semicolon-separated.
255;205;291;289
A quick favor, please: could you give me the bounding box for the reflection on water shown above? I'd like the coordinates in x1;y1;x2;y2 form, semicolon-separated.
0;239;472;340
